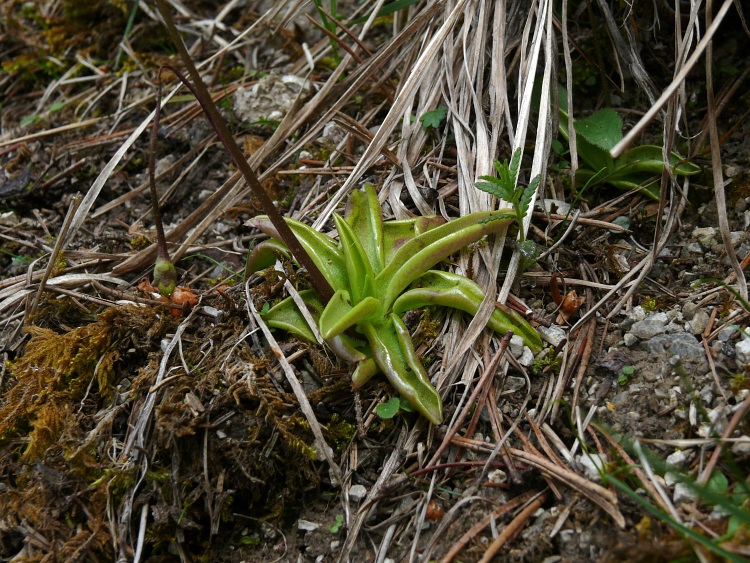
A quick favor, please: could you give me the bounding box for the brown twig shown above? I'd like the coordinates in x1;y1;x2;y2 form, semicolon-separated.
478;491;549;562
155;0;334;304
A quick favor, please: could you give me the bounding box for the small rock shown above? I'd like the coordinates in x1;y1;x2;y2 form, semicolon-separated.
510;335;526;358
330;540;340;551
576;453;608;482
699;385;713;406
673;482;697;504
730;438;750;456
682;303;699;320
698;405;729;437
202;305;223;323
623;333;638;347
692;226;716;248
541;199;571;215
504;376;526;393
519;347;534;367
735;338;750;366
731;231;748;246
298;519;320;532
0;211;19;227
538;325;566;347
665;471;680;486
666;450;688;468
646;333;709;373
626;306;647;323
725;163;741;178
630;314;668;339
216;430;227;439
687;309;710;335
349;484;367;502
488;469;508;483
685;242;703;254
718;327;734;342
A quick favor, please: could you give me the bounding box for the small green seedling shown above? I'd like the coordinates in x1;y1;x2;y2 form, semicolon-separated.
557;85;701;199
246;184;542;424
619;365;635;386
375;396;415;419
376;397;400;419
419;105;447;130
329;514;344;533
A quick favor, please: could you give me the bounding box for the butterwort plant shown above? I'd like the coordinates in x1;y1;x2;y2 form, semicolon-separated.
246;184;542;424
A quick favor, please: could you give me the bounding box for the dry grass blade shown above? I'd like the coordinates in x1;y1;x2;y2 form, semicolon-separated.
245;282;340;481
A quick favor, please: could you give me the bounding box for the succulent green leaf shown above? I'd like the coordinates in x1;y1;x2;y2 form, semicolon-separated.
345;184;385;273
382;216;445;263
333;213;375;302
378;211;513;310
264;292;319;343
393;270;542;352
615;145;701;177
319;290;381;339
362;316;443;424
351;357;380;387
266;290;369;363
247;216;347;291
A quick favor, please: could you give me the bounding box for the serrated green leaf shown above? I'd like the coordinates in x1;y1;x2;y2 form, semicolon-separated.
520;176;539;216
509;148;522;184
476;178;515;201
419;105;447;129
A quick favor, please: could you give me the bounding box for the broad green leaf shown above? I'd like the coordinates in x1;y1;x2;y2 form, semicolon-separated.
264;291;320;343
362;316;443;424
266;290;369;363
247;216;347;291
345;184;385;272
393;270;543;352
319;290;381;339
574;108;623;151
